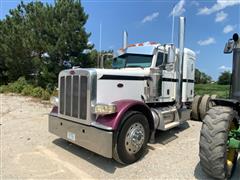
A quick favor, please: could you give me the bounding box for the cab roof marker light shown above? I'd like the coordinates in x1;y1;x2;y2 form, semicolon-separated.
128;44;136;47
149;42;158;45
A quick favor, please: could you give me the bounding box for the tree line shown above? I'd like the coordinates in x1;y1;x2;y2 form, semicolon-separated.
195;68;231;85
0;0;231;90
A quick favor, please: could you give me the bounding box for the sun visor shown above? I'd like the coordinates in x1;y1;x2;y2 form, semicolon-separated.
117;45;156;56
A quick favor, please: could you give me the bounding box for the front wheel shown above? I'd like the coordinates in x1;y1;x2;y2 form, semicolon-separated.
199;106;239;179
113;111;150;164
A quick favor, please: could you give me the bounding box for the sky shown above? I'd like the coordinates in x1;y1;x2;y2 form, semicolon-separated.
0;0;240;80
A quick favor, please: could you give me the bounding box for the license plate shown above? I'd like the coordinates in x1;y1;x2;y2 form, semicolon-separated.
67;132;76;141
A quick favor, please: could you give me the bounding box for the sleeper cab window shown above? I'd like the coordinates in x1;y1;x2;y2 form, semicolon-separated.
156;52;168;66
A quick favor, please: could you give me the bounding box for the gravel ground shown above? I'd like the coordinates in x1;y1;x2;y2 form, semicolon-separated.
0;94;239;179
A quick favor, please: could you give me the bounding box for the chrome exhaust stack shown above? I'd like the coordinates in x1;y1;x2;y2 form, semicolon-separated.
177;16;186;106
123;31;128;49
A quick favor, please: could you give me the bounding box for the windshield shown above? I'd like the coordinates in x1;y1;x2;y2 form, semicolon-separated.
112;54;153;68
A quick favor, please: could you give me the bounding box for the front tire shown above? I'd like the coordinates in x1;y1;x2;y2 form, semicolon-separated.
113;111;150;164
199;106;238;179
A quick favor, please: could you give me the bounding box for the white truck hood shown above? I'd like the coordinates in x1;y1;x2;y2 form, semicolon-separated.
96;68;150;79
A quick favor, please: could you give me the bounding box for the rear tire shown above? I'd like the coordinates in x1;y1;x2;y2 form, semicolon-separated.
191;95;202;121
209;94;218;108
113;111;150;164
199;94;211;121
199;106;238;179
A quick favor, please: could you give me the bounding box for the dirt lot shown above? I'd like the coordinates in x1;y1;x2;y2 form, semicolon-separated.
0;94;239;179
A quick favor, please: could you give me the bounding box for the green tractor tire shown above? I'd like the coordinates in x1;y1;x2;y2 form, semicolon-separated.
199;106;239;179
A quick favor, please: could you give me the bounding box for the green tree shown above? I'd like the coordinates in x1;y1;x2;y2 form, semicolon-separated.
100;50;114;69
82;49;98;68
218;71;231;85
0;55;7;85
195;68;212;84
0;7;35;82
0;0;92;88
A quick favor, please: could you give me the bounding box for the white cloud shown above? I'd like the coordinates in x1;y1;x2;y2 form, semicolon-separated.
195;50;200;55
215;11;228;22
108;45;114;49
170;0;185;16
198;0;240;15
142;12;159;23
191;1;199;7
223;25;236;34
198;37;216;46
218;65;231;71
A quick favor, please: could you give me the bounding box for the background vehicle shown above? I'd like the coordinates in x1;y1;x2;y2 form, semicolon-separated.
49;17;197;164
199;33;240;179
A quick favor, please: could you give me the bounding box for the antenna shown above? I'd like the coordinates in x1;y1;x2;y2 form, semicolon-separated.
171;13;175;43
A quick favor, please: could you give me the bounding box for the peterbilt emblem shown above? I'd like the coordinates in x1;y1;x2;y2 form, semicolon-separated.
69;70;75;75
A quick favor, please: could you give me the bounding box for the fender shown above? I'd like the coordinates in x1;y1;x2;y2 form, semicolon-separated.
212;98;240;112
212;98;239;108
50;106;58;115
96;99;154;130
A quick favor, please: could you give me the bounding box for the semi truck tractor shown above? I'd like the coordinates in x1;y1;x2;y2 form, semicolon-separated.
49;17;196;164
199;33;240;179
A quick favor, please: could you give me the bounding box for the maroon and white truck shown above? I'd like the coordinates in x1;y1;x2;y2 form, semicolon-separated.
49;17;196;164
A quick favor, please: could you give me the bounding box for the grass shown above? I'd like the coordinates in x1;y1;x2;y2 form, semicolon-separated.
195;83;230;98
0;77;52;100
1;79;230;100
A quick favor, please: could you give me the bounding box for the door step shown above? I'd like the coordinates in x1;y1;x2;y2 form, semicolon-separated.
163;121;180;131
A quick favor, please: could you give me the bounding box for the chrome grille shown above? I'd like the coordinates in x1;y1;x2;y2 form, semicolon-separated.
59;75;88;120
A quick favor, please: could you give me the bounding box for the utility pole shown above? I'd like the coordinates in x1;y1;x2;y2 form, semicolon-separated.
97;23;102;68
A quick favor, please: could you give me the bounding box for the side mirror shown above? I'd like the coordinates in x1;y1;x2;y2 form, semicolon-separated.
63;60;72;68
224;40;234;54
233;33;239;42
167;44;176;63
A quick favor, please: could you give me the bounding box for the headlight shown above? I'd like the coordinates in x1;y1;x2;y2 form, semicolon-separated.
93;104;117;115
50;96;59;106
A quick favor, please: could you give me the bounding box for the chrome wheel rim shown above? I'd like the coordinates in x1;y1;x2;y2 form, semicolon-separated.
125;122;145;154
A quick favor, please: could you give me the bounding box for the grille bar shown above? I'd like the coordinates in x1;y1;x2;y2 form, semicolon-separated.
80;76;87;119
60;77;65;114
65;76;72;116
72;75;79;118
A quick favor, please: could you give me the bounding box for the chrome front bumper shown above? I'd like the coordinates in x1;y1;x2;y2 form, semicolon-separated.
49;114;113;158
